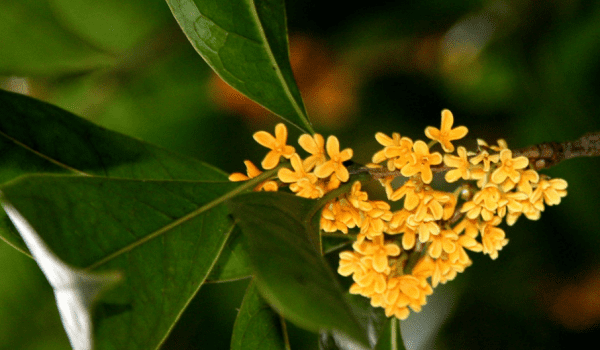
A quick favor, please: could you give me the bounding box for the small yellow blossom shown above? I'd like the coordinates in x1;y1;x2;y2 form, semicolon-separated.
470;149;500;172
278;153;317;184
428;229;458;259
444;146;471;182
291;179;324;199
314;136;353;182
478;217;508;260
390;179;422;210
229;160;278;191
298;133;327;171
348;181;373;211
532;178;568;206
491;149;529;184
360;201;393;240
338;251;367;277
401;140;443;184
253;123;296;169
424;109;468;152
353;236;401;273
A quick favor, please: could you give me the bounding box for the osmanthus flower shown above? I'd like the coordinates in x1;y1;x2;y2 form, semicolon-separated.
253;123;296;169
478;217;509;260
360;201;393;240
352;235;401;273
314;136;353;182
298;133;326;171
372;132;414;171
496;191;528;218
414;191;450;222
292;179;325;199
477;138;508;152
428;229;458;259
350;259;388;296
470;149;500;172
406;214;440;243
491;149;529;184
383;275;430;319
390;179;422;211
348;181;373;211
500;169;539;194
228;160;278;191
444;146;471;182
278;153;317;185
532;177;568;206
448;232;482;265
401;140;443;184
461;183;502;221
429;253;471;287
338;250;367;277
424;109;468;153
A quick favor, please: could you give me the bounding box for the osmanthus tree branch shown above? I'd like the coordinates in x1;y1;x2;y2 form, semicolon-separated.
349;131;600;178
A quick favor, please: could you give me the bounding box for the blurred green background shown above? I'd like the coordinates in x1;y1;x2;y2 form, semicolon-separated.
1;0;600;349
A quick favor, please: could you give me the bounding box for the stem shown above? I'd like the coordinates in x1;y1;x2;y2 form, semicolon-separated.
391;317;399;350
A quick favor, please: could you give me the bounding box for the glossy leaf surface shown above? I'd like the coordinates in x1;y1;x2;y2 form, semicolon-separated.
228;192;370;348
0;175;243;349
231;280;287;350
165;0;313;133
0;89;226;252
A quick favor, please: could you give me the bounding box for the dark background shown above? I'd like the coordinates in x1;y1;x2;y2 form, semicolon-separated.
1;0;600;349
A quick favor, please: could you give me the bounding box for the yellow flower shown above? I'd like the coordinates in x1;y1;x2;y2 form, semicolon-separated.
298;133;327;171
353;236;401;273
428;230;458;258
314;136;353;182
443;146;471;182
470;149;500;172
478;217;508;260
253;123;296;169
491;149;529;184
401;140;443;184
461;184;501;221
390;179;422;210
291;179;325;199
424;109;468;152
228;160;278;191
414;191;450;222
348;181;373;211
338;251;367;277
360;201;393;240
278;153;317;184
372;132;414;171
532;178;568;206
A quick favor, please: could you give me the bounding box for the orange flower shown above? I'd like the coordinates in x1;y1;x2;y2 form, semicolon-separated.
443;146;471;182
228;160;278;191
253;123;296;169
470;149;500;172
491;149;529;184
401;141;442;184
424;109;468;152
373;132;414;170
478;217;509;260
278;154;317;184
532;178;568;206
428;229;458;258
298;133;326;171
314;136;353;182
353;236;401;273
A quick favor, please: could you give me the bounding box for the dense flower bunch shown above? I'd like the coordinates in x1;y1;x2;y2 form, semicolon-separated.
229;110;568;320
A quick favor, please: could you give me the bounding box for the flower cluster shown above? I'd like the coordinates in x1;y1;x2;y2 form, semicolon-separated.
229;109;568;320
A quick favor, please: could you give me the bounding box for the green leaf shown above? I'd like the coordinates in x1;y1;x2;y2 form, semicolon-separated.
0;0;114;75
228;192;371;348
231;280;288;350
1;197;121;350
206;226;252;282
0;89;227;253
0;175;246;350
165;0;314;133
374;318;407;350
319;294;389;350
